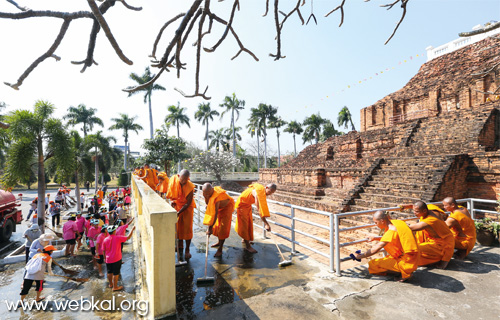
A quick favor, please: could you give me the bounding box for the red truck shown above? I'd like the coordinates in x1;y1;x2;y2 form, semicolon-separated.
0;190;23;242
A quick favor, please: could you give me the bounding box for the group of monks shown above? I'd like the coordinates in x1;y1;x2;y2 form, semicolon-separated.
356;197;477;281
132;165;276;259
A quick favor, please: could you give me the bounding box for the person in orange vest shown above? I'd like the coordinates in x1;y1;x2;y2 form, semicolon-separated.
19;245;56;305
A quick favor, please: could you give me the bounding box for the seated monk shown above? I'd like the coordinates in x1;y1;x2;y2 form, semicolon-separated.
234;183;276;253
202;183;235;257
407;201;455;269
355;210;420;282
166;169;196;260
442;197;476;259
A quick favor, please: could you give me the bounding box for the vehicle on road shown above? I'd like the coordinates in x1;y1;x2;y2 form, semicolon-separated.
0;190;23;242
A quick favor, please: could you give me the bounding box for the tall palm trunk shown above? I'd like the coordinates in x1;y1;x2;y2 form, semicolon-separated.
277;129;281;167
37;138;46;234
231;109;236;158
263;127;267;168
256;133;260;171
177;123;181;172
293;133;297;157
94;146;99;193
124;135;128;170
205;122;209;151
75;168;81;210
148;94;153;139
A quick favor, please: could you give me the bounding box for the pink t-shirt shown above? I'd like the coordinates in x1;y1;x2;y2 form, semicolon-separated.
103;234;127;264
76;217;86;233
124;195;131;204
84;220;91;236
96;233;108;255
116;224;129;236
87;226;100;247
63;220;78;240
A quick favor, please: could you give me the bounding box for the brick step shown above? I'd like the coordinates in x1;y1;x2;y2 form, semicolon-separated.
366;181;431;190
357;193;421;204
323;189;349;199
369;175;437;184
372;169;446;178
273;190;322;201
352;199;401;209
379;163;448;170
383;155;453;162
361;186;428;198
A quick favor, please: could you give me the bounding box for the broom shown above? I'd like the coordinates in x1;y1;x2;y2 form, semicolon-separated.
52;261;79;276
46;226;63;238
270;233;292;267
196;234;215;286
49;274;89;283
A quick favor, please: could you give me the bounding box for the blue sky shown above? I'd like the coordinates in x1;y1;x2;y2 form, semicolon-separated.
0;0;499;156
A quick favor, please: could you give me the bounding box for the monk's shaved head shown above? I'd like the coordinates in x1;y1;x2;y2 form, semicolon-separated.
413;200;427;211
443;197;457;206
373;210;389;221
202;183;213;192
179;169;190;177
267;183;277;191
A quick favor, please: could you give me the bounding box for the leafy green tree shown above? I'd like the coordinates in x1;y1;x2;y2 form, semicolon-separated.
321;119;343;141
303;113;327;144
118;169;129;186
338;106;356;131
269;116;287;167
0;103;9;168
189;150;241;183
109;113;144;170
0;101;10;129
208;128;229;152
63;104;104;137
249;103;277;168
142;126;188;175
194;103;219;151
2;100;73;231
219;93;245;159
126;67;166;139
224;126;242;148
165;103;190;172
246;117;262;170
284;120;304;157
85;131;117;192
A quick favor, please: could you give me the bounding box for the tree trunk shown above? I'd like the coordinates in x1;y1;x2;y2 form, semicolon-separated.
36;138;46;234
206;122;209;151
263;127;267;168
293;133;297;157
256;133;260;171
277;129;281;167
124;136;128;170
148;94;153;139
164;160;171;176
94;146;99;193
232;109;236;173
75;169;81;210
177;123;181;173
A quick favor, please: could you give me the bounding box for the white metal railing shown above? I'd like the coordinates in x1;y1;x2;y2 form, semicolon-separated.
190;172;259;181
190;186;498;277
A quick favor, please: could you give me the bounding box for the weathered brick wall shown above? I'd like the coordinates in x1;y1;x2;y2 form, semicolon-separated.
434;155;470;201
259;168;325;188
467;151;500;201
478;109;498;150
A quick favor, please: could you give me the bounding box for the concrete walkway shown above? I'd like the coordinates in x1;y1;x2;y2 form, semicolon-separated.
174;221;500;320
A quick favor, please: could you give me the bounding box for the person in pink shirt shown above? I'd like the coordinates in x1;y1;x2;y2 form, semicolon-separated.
84;214;92;238
63;214;81;257
95;225;109;277
87;219;100;270
75;211;86;251
103;224;135;291
116;217;135;253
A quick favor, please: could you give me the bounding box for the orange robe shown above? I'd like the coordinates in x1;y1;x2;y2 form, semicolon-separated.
203;187;235;240
141;168;157;191
416;215;455;266
234;184;270;241
97;190;104;199
449;210;476;256
166;175;196;240
368;220;420;280
156;172;170;194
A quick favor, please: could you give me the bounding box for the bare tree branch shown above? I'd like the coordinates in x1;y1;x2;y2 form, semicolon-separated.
6;0;29;11
150;13;185;60
325;0;346;27
118;0;142;11
204;0;239;53
263;0;269;17
383;0;408;45
269;0;285;60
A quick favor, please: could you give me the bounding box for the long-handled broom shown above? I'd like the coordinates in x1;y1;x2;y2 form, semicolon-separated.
196;234;215;286
270;233;293;267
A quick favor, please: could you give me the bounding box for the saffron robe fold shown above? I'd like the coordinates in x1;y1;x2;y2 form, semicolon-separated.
234;184;269;241
449;210;476;255
416;215;455;266
166;175;196;240
143;168;157;191
203;187;235;240
368;220;420;279
156;172;170;194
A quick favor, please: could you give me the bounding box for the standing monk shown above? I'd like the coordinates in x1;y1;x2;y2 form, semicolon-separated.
139;164;157;191
407;201;455;269
156;172;170;198
234;183;276;253
442;197;476;259
166;169;196;260
202;183;235;257
355;211;420;282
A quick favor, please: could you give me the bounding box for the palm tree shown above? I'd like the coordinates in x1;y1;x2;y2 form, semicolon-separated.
269;116;287;167
194;103;219;151
126;67;166;139
165;103;190;171
63;104;104;137
246;118;262;170
224;126;242;146
284;120;304;157
85;131;117;192
321;119;342;141
4;100;73;232
338;106;356;131
208;128;229;152
109;114;144;170
249;104;277;168
303;113;327;144
219;93;245;159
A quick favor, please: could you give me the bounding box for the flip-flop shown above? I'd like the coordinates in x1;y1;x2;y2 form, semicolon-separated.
36;297;45;302
112;286;124;291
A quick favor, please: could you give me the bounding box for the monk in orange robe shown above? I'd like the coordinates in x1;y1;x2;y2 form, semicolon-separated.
202;183;235;257
234;183;276;253
97;187;104;200
139;164;157;191
166;169;196;260
355;210;420;281
156;172;169;197
442;197;476;259
408;201;455;269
